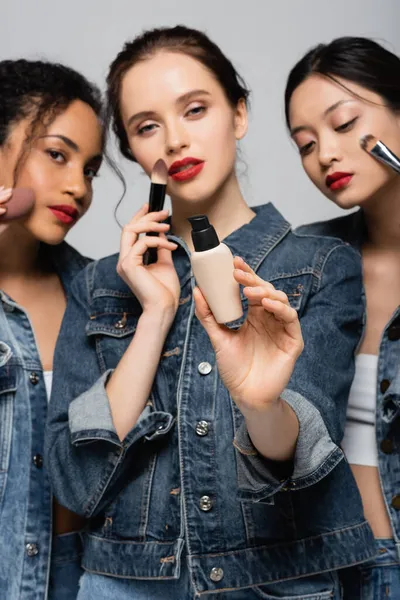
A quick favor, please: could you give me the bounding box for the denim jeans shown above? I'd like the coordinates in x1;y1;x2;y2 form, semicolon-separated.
77;559;340;599
340;538;400;599
48;531;83;600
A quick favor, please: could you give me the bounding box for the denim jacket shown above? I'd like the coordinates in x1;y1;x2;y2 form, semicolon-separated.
298;209;400;562
45;204;377;595
0;242;89;599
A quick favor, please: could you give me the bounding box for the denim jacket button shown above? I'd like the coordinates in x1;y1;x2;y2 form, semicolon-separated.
380;439;394;454
29;372;39;385
114;314;127;329
380;379;391;394
391;495;400;510
195;421;209;436
26;543;39;557
199;495;213;511
33;454;43;468
210;567;224;582
388;319;400;341
198;362;212;375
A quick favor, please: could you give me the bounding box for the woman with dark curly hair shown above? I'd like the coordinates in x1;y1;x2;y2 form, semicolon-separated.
0;59;103;599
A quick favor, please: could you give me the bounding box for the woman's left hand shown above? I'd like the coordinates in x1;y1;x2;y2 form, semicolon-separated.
194;256;304;416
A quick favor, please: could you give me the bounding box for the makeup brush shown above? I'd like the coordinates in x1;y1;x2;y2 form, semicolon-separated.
360;135;400;175
143;159;168;265
0;188;35;221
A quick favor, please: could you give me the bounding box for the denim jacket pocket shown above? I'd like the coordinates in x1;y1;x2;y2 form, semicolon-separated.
268;273;311;312
85;308;139;372
252;570;336;599
0;342;17;508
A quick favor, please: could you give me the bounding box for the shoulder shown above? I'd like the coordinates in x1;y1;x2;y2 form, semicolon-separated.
295;211;363;248
70;253;130;303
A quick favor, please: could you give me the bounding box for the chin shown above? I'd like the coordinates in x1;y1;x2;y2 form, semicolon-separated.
330;196;362;210
29;226;68;246
173;187;215;206
324;185;372;210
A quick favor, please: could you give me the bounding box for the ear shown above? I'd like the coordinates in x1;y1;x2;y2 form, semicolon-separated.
234;98;248;141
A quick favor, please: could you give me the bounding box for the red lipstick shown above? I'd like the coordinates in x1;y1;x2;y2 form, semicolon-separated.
168;157;205;182
326;172;353;191
48;204;79;225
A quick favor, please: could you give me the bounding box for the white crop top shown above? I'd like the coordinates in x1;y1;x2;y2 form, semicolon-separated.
341;354;379;467
43;371;53;402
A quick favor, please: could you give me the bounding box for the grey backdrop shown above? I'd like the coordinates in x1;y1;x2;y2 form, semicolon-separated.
3;0;400;258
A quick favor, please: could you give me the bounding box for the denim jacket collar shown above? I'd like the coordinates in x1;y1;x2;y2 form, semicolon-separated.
43;241;90;289
168;203;291;288
0;241;88;308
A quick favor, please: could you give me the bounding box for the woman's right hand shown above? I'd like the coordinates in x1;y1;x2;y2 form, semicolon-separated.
116;204;181;317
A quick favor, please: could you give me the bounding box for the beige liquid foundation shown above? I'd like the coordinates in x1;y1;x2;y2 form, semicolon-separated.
188;215;243;324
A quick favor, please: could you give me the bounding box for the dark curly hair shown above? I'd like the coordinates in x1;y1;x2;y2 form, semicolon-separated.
284;37;400;129
0;59;103;180
105;25;250;162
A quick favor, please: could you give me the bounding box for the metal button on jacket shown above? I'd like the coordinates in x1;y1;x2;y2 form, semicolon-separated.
26;543;39;557
391;495;400;510
210;567;224;582
198;362;212;375
381;439;393;455
29;372;39;385
388;318;400;341
199;495;213;511
195;421;209;436
33;454;43;468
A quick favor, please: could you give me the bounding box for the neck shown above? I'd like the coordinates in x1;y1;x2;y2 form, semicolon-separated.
170;173;255;250
0;222;42;276
362;177;400;251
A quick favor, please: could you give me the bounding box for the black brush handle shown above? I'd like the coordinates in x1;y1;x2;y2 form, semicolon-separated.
143;183;166;265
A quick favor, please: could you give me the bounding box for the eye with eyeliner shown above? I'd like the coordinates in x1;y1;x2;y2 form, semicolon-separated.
185;104;207;118
137;123;158;136
84;166;100;180
46;148;66;163
334;116;359;132
298;141;315;157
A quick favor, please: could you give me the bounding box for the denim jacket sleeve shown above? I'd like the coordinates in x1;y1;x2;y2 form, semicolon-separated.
45;264;174;518
234;243;364;501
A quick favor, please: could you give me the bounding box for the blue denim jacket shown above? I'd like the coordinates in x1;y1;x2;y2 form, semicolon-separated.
0;242;89;599
299;209;400;562
46;204;377;595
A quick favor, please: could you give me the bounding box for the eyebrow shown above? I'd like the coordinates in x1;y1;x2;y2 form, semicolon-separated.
290;99;355;137
126;89;211;128
39;134;103;161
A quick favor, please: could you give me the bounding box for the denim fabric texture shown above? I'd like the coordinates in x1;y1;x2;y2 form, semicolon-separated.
0;242;89;599
299;210;400;561
46;204;377;596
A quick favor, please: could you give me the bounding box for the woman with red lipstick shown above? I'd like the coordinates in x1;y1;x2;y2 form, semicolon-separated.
0;59;103;600
286;36;400;599
47;26;375;599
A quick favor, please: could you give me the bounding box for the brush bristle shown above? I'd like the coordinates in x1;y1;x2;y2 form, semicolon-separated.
360;134;377;152
151;159;168;184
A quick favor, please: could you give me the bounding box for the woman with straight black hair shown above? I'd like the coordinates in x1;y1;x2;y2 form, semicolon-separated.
286;36;400;598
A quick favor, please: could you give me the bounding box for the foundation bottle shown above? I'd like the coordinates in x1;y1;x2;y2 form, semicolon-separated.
188;215;243;324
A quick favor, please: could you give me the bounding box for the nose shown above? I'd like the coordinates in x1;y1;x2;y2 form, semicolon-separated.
63;167;88;206
318;133;342;169
165;119;189;156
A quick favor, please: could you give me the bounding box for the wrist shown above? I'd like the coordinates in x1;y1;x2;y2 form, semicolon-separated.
238;396;283;421
139;306;176;333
